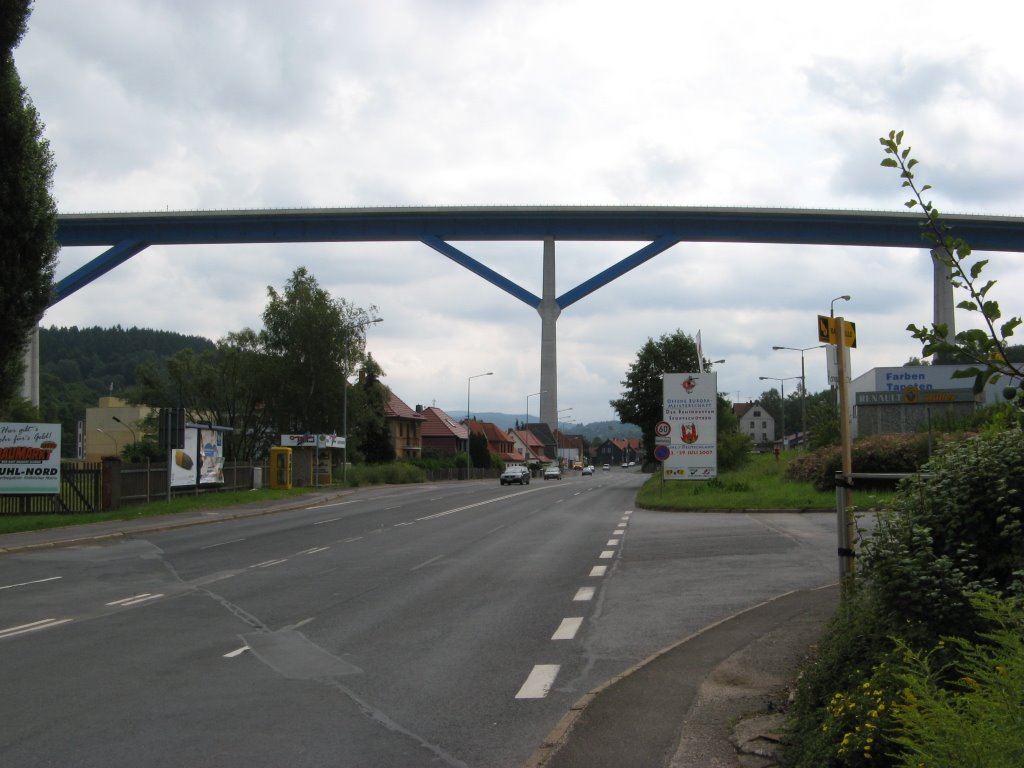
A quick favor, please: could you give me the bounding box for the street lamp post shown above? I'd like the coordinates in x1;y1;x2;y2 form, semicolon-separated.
830;294;851;318
771;345;826;449
759;375;801;449
95;427;118;458
111;415;137;448
343;317;383;485
526;391;546;426
467;372;493;422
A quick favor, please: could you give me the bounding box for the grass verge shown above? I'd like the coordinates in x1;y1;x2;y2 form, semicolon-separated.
636;452;897;511
0;486;323;536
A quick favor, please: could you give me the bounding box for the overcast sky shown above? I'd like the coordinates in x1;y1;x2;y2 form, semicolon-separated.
15;0;1024;425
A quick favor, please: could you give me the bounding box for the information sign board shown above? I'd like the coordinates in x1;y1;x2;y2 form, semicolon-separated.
662;373;718;480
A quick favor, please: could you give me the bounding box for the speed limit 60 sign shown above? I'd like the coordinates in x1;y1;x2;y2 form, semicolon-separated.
654;421;671;437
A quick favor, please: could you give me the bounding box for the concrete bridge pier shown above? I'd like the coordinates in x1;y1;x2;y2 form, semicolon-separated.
538;237;560;427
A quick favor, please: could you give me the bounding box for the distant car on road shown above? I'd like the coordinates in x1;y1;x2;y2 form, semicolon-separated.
581;465;593;476
500;466;530;485
602;464;611;471
543;466;562;480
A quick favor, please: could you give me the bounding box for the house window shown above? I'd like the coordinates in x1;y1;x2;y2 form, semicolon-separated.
762;421;767;428
753;410;761;417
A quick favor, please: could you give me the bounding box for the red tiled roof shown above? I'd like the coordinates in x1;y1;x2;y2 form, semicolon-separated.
420;406;468;439
384;391;426;421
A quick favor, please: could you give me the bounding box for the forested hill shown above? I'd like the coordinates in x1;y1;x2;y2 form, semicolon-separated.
39;326;215;453
40;325;215;391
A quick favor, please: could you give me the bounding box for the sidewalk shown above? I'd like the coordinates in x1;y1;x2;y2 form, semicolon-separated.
525;584;839;768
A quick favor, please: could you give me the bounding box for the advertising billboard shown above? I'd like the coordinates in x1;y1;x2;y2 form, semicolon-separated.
662;373;718;480
0;423;62;495
169;426;226;487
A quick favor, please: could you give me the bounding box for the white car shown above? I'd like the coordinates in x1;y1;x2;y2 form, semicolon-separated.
543;466;562;480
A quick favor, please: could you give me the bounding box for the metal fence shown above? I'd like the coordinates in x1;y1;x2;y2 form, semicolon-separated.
120;460;262;505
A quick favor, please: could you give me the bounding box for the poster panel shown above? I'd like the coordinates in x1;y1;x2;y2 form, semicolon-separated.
198;428;225;485
0;423;62;495
662;373;718;480
169;426;199;487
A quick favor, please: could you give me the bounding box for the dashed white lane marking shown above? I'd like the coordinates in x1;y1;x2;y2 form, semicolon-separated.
552;617;584;640
599;550;615;559
201;538;247;550
300;546;329;555
409;554;444;572
223;645;249;658
614;529;626;535
251;559;287;568
314;517;343;525
607;539;620;546
394;521;415;527
515;665;560;699
343;536;363;543
0;618;73;639
0;575;62;591
106;593;163;607
573;587;595;601
589;565;607;577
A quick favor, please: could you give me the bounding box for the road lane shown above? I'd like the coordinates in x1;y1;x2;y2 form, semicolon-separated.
0;471;836;767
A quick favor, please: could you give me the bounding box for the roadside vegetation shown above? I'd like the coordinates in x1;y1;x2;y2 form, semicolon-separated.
781;132;1024;767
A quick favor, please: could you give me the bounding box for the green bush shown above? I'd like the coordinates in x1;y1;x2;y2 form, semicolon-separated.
344;462;425;487
785;433;937;491
784;428;1024;767
890;593;1024;768
717;430;753;472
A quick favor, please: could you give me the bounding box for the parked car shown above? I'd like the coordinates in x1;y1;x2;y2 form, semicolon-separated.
581;465;593;476
500;466;530;485
602;464;611;471
543;466;562;480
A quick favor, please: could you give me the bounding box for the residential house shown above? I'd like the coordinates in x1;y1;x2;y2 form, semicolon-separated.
418;406;468;455
465;419;526;464
734;401;775;447
524;422;558;467
384;391;426;460
554;430;586;467
508;428;553;467
595;437;643;466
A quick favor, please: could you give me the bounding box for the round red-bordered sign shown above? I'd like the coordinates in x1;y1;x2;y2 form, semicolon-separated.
653;445;671;462
654;421;671;437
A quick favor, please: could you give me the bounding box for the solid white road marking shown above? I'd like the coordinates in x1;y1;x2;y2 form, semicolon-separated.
515;665;560;699
573;587;595;601
0;618;73;639
223;645;249;658
599;550;615;559
589;565;607;577
552;617;584;640
0;575;62;591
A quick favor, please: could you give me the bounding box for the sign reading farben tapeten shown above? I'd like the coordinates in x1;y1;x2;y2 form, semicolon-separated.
0;423;62;495
661;373;718;480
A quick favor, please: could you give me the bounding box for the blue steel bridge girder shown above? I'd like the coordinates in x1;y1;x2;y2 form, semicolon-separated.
47;206;1024;425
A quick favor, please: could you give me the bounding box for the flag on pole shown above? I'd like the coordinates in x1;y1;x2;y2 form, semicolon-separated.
696;330;706;373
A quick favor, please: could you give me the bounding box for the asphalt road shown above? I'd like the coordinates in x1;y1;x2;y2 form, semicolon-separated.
0;471;837;767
